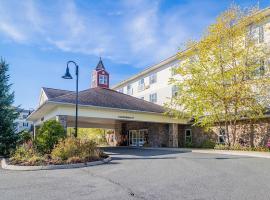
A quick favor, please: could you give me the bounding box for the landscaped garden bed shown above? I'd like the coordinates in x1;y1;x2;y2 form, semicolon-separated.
2;120;110;170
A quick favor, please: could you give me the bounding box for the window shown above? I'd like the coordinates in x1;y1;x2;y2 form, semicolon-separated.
127;84;133;95
22;115;28;119
149;73;157;84
99;75;108;85
249;25;264;44
23;122;28;127
171;66;177;76
185;129;192;144
172;85;178;97
259;26;264;43
149;93;157;103
138;79;145;91
253;60;265;77
218;128;226;144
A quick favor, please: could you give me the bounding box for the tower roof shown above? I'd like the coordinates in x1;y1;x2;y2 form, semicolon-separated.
96;57;105;70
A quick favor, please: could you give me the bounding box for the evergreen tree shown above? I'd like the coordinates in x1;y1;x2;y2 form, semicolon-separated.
0;59;18;156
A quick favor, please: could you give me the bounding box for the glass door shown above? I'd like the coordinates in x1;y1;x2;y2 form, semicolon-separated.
129;129;148;147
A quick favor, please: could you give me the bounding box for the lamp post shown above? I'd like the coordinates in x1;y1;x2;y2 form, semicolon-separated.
62;61;79;137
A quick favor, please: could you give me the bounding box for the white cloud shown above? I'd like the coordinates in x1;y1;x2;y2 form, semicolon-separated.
0;23;26;42
0;0;216;67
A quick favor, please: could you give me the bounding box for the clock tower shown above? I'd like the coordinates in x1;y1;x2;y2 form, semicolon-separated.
91;58;109;88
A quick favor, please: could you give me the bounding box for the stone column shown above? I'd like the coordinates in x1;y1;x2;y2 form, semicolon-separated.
169;123;178;148
33;124;36;139
56;115;68;133
114;123;122;146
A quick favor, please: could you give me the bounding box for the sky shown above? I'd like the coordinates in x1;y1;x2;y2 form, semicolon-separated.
0;0;269;109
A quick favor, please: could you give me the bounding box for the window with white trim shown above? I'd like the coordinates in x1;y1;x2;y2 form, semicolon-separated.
259;25;264;43
149;93;157;103
172;85;178;97
185;129;192;144
99;74;108;85
149;73;157;84
127;84;133;95
253;60;265;77
138;79;145;91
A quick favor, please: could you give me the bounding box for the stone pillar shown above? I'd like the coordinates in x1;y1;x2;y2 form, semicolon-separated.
169;123;178;148
56;115;68;133
33;124;36;139
114;123;122;146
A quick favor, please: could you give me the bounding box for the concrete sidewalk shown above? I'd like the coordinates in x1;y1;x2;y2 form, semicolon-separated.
142;147;270;159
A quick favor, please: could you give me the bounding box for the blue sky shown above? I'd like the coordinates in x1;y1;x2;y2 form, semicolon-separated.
0;0;269;109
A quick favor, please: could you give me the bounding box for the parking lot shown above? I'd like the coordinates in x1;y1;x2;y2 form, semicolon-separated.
1;147;270;200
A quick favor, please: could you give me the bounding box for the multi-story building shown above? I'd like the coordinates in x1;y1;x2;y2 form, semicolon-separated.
113;7;270;107
112;7;270;147
113;55;179;106
15;109;33;133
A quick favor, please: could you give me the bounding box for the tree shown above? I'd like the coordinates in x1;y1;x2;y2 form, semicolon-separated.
0;59;19;156
167;5;270;146
34;120;65;154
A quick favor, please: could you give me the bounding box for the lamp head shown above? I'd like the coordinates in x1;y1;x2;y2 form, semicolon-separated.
62;66;73;79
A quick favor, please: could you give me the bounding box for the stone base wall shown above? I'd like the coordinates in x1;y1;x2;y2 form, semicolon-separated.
179;118;270;147
124;122;169;147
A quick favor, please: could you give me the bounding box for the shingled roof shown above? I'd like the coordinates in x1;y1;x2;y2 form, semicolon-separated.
44;87;165;113
42;87;73;99
95;57;105;70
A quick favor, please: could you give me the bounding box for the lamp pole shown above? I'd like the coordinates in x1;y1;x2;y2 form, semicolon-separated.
62;61;79;137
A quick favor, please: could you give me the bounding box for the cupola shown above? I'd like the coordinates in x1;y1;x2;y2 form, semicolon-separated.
91;58;109;88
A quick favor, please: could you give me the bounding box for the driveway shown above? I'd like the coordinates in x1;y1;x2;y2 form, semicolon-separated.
1;147;270;200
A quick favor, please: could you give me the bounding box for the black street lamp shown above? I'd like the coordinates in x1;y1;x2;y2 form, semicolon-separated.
62;61;79;137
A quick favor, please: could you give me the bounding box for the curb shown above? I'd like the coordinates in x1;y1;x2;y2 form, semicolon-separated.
1;157;112;171
140;147;192;153
127;147;270;159
192;149;270;159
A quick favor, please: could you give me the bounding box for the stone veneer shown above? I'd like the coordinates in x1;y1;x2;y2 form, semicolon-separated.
123;122;169;147
178;118;270;147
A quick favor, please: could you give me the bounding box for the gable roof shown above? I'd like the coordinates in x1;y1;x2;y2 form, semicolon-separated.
42;87;73;99
48;87;165;113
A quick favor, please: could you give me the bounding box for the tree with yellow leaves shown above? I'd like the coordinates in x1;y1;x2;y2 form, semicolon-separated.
167;5;270;146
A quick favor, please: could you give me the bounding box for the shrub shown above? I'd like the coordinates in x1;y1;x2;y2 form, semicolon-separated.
51;137;104;162
51;137;80;161
17;131;32;144
184;142;194;148
10;142;45;166
214;144;270;152
34;120;66;154
201;139;216;149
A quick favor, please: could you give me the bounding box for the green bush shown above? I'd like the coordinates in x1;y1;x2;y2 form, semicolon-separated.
17;131;32;144
214;144;270;152
34;120;66;154
10;142;45;166
201;139;216;149
184;142;194;148
51;137;105;163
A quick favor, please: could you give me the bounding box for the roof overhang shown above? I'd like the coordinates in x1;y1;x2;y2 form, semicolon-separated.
28;101;189;125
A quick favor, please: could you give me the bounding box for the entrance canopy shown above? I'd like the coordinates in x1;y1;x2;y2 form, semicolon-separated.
28;87;188;126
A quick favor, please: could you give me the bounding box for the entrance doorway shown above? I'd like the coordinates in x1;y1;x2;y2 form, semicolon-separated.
128;129;148;147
